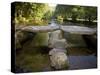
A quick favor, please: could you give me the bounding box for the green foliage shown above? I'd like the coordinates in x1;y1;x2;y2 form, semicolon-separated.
54;5;97;23
14;2;97;25
43;10;53;20
84;7;97;22
14;2;53;26
57;15;63;24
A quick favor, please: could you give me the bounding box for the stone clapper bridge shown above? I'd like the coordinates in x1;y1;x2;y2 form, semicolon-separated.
16;23;96;70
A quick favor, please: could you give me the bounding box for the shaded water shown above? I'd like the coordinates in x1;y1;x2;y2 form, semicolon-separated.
16;45;97;73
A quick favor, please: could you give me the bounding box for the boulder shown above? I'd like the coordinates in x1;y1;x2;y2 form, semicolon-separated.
48;30;63;48
48;30;69;69
49;48;67;55
53;39;68;49
49;49;69;69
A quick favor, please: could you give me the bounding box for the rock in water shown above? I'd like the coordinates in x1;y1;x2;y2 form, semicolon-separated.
48;30;63;48
49;50;69;69
53;39;68;49
48;31;69;69
49;48;67;55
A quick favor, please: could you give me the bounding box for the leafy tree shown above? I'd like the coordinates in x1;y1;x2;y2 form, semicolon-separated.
43;10;53;21
56;15;63;24
14;2;52;25
54;4;97;23
83;6;97;22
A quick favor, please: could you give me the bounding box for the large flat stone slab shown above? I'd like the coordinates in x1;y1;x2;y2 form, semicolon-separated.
19;25;96;35
21;26;59;32
61;26;96;35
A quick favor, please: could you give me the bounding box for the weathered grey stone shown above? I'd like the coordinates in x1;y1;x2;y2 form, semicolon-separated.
21;26;59;32
19;25;96;35
48;30;63;48
49;48;67;55
61;26;96;35
48;29;69;69
49;49;69;69
53;39;68;49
